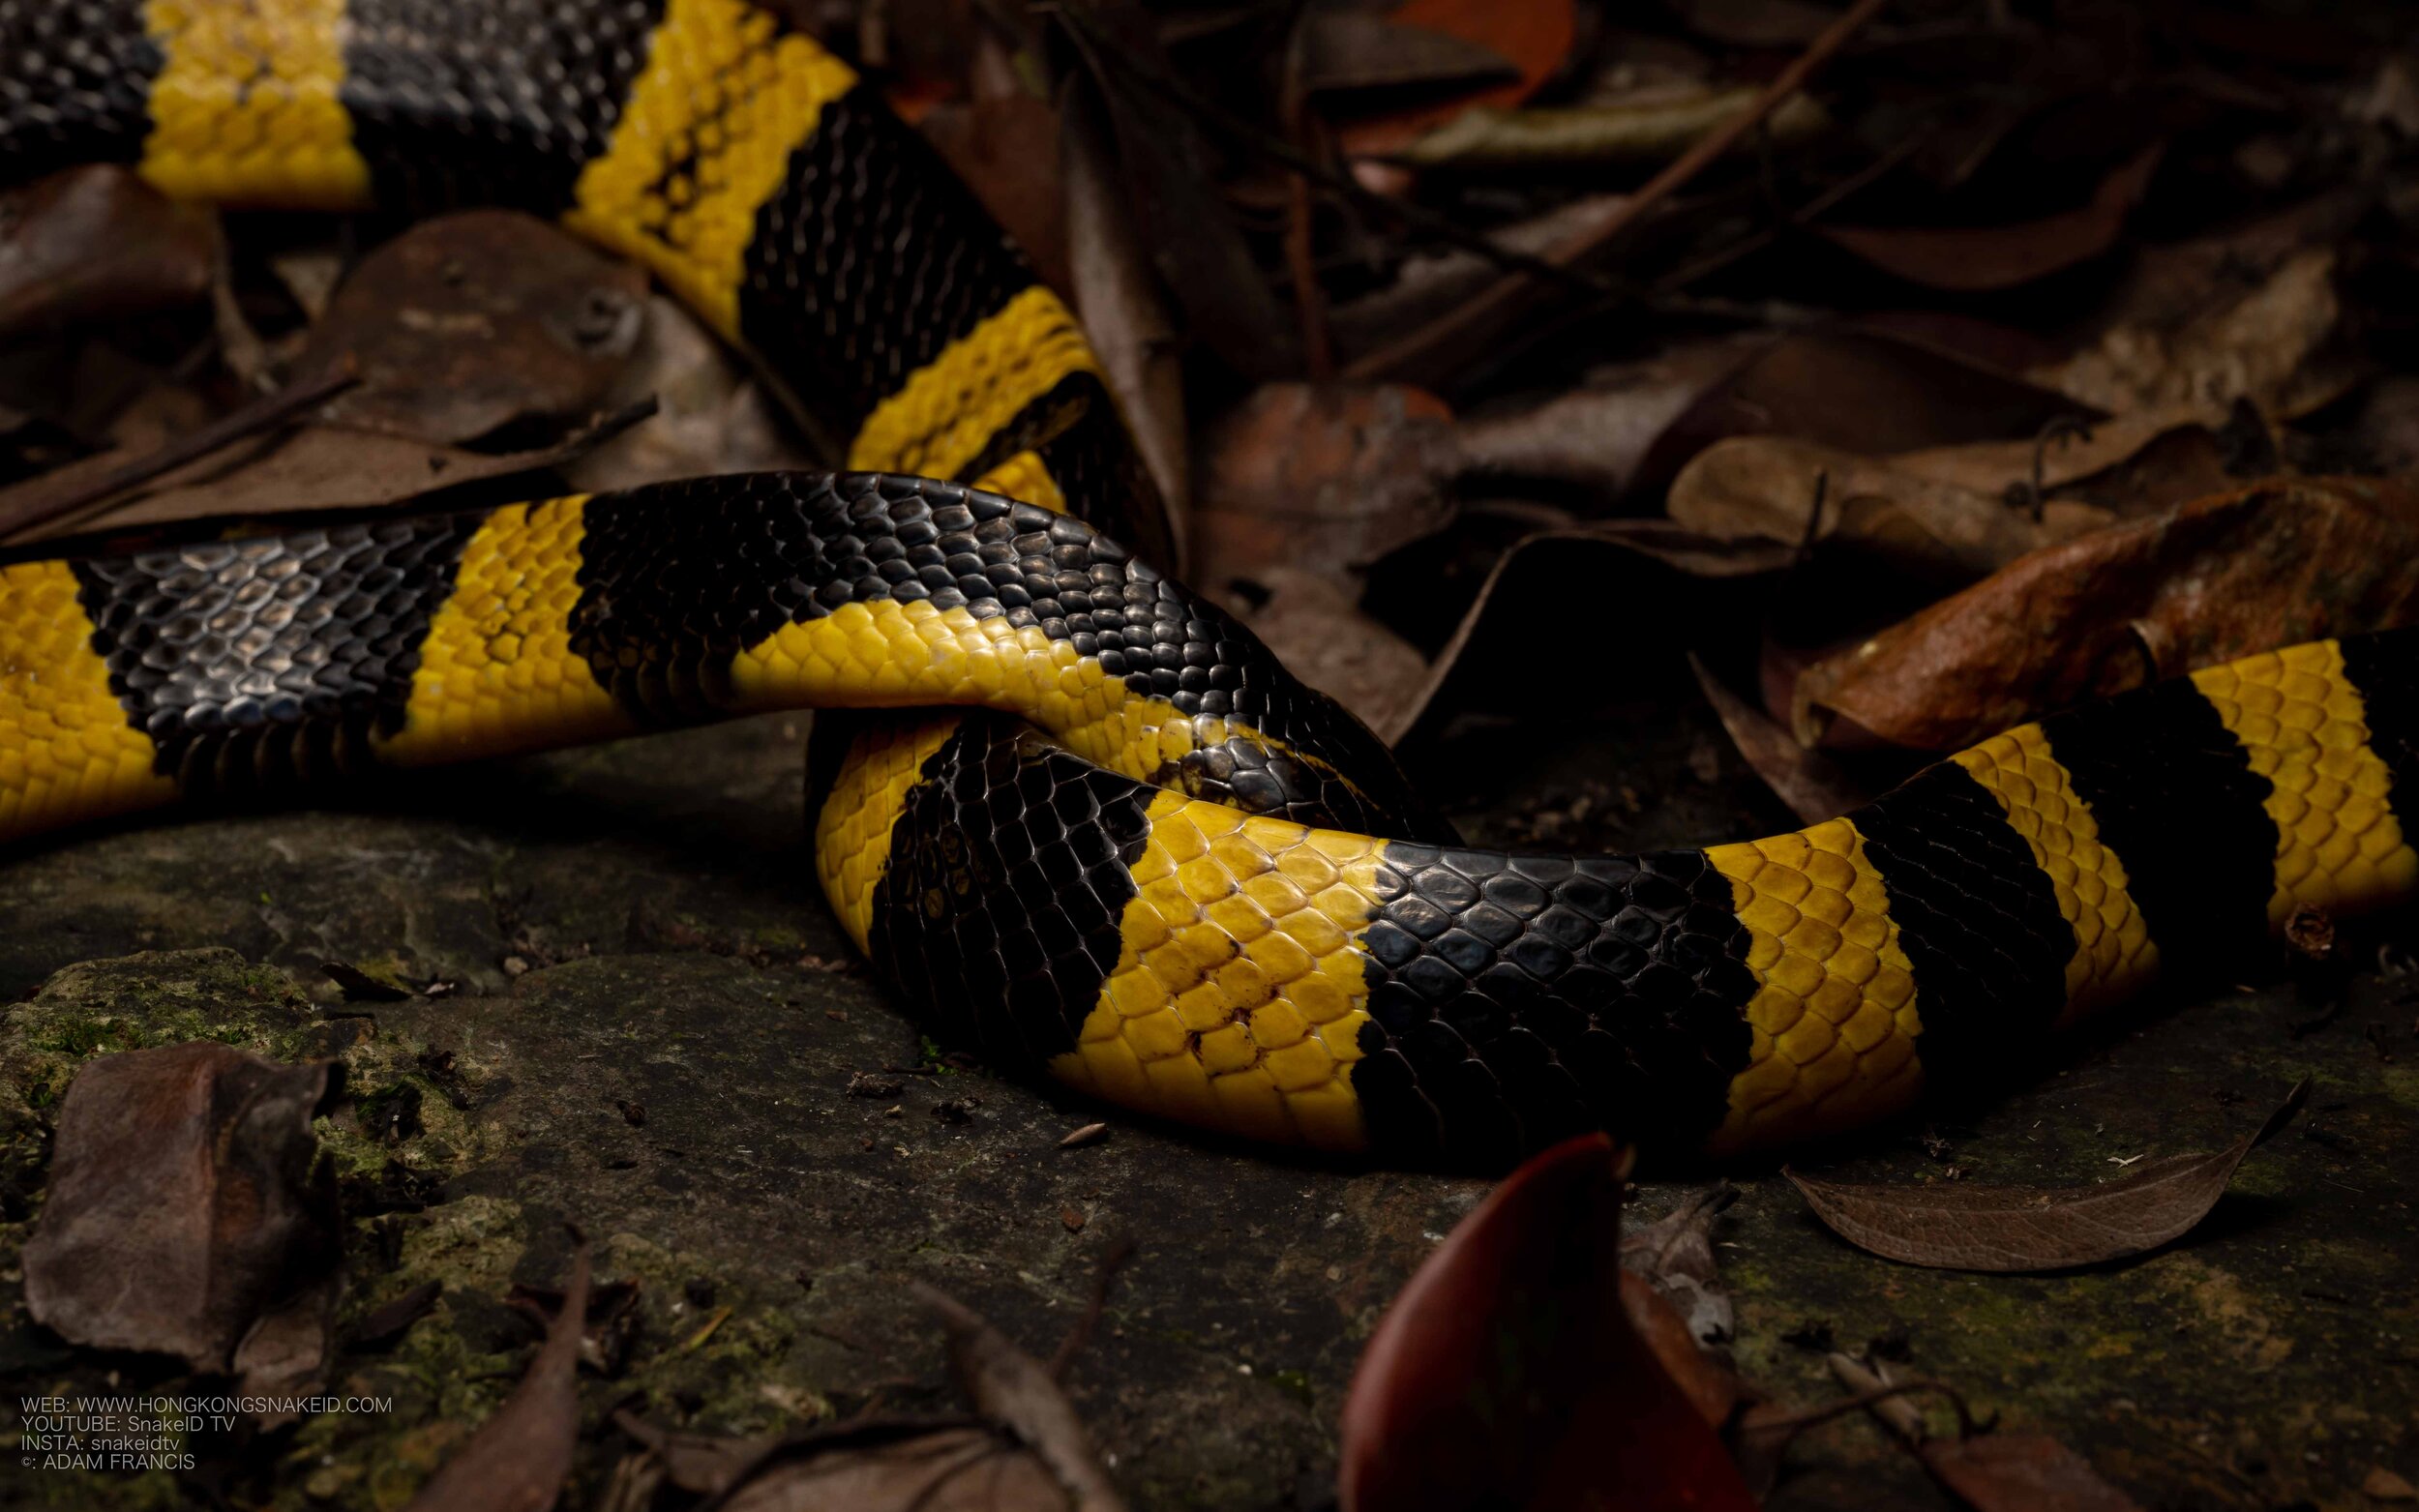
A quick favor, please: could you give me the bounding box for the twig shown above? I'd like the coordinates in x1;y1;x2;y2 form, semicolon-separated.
1826;1352;1986;1442
1050;1;1639;305
0;356;360;542
1347;0;1895;381
1049;1236;1138;1380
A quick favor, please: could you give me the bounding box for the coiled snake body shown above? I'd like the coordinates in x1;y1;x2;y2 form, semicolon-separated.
2;0;2414;1169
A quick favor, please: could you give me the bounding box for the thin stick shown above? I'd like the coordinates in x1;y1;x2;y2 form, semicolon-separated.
0;356;359;542
1346;0;1894;381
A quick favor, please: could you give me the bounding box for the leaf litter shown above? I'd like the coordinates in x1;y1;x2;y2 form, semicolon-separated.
1785;1080;2311;1272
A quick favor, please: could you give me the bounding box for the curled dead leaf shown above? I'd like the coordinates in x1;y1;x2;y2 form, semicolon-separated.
24;1044;340;1397
1190;382;1459;592
1792;477;2419;751
0;164;217;341
406;1243;591;1511
1785;1080;2308;1272
1817;145;2162;292
303;210;648;446
1667;434;2113;581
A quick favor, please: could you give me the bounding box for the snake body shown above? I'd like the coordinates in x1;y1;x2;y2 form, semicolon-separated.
3;0;2416;1168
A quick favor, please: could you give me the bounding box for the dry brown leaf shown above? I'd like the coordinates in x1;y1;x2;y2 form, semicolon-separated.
1792;477;2419;751
1327;194;1631;371
24;1044;339;1386
302;211;647;446
4;406;643;544
1667;434;2113;581
2029;246;2355;420
0;164;217;340
561;294;813;492
1451;338;1758;501
722;1426;1067;1512
915;1283;1125;1512
1919;1434;2150;1512
1785;1081;2307;1272
1392;89;1830;169
1294;12;1518;98
1689;656;1869;826
407;1244;591;1512
1190;382;1458;592
1633;328;2101;504
1061;73;1187;560
1668;0;1839;46
1817;145;2161;292
921;92;1070;298
1333;0;1575;160
1617;1272;1746;1431
1219;568;1429;740
1831;1354;2145;1511
1886;402;2240;518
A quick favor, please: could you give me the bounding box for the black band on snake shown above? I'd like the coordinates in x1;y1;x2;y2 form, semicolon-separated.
3;0;2415;1171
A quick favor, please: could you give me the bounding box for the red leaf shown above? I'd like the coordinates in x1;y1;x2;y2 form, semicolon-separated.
1338;1135;1758;1512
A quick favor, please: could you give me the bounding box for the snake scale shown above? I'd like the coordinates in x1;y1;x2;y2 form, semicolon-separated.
2;0;2415;1170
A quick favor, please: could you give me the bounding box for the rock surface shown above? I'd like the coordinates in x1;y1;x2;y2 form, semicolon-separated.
0;708;2412;1509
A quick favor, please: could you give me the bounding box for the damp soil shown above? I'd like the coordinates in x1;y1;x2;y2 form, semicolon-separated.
0;697;2411;1510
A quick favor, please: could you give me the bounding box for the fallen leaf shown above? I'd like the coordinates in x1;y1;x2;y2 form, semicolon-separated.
1338;1134;1757;1511
921;91;1070;298
1056;2;1298;381
24;1044;340;1389
1691;655;1870;825
1060;72;1188;559
1618;1271;1747;1431
1058;1122;1110;1149
1886;402;2244;519
302;211;648;446
1618;1183;1739;1350
2030;246;2356;420
1832;1354;2145;1512
1792;478;2419;751
1218;567;1429;738
2365;1467;2419;1502
720;1423;1069;1511
1191;382;1459;592
1327;193;1630;370
1667;434;2114;581
1450;338;1758;501
1392;89;1831;170
0;164;218;340
914;1283;1126;1511
561;294;814;492
1632;327;2102;505
407;1243;591;1511
2;401;646;545
1335;0;1575;160
1392;521;1794;746
1817;145;2162;292
1668;0;1839;46
1295;12;1518;98
1785;1081;2308;1271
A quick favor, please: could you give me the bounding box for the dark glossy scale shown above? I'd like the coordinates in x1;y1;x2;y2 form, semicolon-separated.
2343;630;2419;830
68;516;479;794
865;713;1154;1067
738;87;1033;446
2039;679;2278;983
1847;763;2073;1090
339;0;666;212
0;0;160;179
1350;845;1758;1169
572;471;1448;838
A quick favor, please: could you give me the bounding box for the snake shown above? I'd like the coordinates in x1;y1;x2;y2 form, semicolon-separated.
2;0;2415;1171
